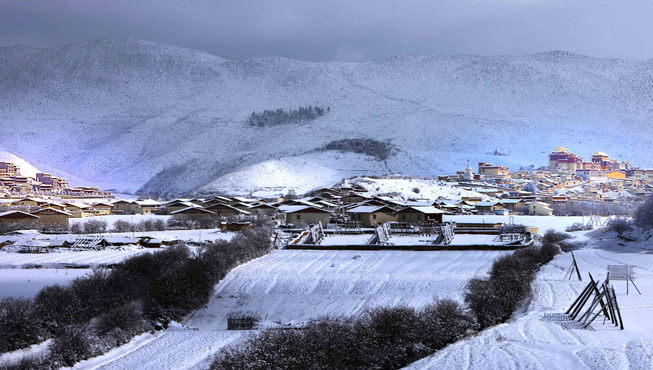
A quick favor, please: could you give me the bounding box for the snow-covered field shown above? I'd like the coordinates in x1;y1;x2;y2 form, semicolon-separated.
0;269;92;299
445;214;607;234
78;248;509;369
0;228;235;299
0;228;234;248
0;248;154;269
407;233;653;369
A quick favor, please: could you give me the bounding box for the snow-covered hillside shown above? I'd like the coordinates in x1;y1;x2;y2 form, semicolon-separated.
1;40;652;195
0;150;39;178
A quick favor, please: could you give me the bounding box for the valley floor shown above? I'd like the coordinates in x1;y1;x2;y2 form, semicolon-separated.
73;248;509;369
69;215;602;369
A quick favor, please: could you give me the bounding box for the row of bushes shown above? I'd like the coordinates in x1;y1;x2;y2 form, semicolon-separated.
211;231;565;369
0;219;274;368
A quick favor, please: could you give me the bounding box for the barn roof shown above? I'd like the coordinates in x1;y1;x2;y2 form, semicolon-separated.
396;206;445;214
346;205;395;214
170;206;215;215
279;205;330;214
31;207;72;216
0;210;40;219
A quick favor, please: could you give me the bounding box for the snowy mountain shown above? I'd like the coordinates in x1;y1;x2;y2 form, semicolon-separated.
1;40;652;195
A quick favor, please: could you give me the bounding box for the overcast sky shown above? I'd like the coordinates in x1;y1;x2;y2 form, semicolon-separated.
1;0;653;62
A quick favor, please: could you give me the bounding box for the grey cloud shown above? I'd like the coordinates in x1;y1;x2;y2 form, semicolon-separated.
1;0;652;61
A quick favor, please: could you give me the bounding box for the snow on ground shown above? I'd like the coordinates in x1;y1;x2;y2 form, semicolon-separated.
0;228;234;300
0;269;92;299
407;232;653;369
445;214;608;234
69;215;171;229
201;151;389;197
320;234;374;245
84;248;509;369
348;177;489;201
72;330;245;370
0;228;234;247
0;339;52;368
0;247;153;269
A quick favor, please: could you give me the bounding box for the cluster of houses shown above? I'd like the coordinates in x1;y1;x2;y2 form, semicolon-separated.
0;182;546;233
3;146;647;234
0;161;112;199
438;147;653;214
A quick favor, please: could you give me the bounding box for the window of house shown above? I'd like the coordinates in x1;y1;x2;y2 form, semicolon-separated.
296;214;301;220
373;214;377;219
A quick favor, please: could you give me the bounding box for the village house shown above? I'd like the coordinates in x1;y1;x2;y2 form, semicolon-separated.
346;205;397;227
31;207;72;229
526;201;553;216
477;162;509;178
12;197;48;209
247;203;277;216
90;201;113;215
63;202;91;218
395;206;445;224
165;200;199;214
204;203;251;217
170;206;216;216
340;192;370;205
0;210;40;230
461;196;483;204
280;205;331;225
135;199;163;214
498;198;523;212
473;201;504;214
110;200;138;215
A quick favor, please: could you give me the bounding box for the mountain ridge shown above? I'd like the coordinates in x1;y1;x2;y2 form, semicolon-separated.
0;39;651;195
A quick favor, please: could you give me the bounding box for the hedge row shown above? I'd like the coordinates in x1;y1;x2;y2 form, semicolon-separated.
0;220;274;368
211;230;564;369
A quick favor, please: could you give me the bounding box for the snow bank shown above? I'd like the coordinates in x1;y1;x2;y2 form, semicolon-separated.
407;237;653;369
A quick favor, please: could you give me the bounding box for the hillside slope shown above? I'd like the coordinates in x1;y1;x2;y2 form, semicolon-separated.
1;40;652;195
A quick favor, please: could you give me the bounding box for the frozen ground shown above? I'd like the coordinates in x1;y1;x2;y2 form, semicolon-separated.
407;232;653;369
78;248;509;369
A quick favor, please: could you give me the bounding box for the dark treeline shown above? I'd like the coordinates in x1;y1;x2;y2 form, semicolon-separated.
635;193;653;229
323;138;395;161
248;106;327;127
211;231;565;369
0;219;274;369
